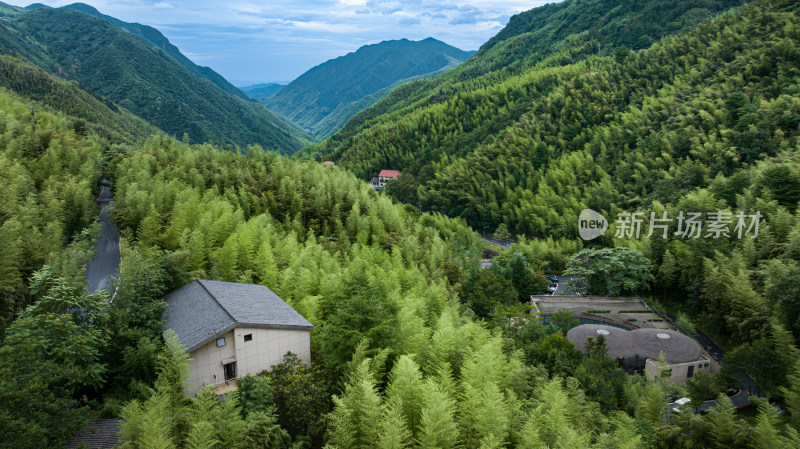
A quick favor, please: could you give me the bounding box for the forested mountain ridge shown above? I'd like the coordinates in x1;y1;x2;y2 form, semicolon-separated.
480;0;747;55
0;4;312;153
0;54;159;142
421;0;800;236
56;2;249;100
266;38;474;139
303;0;791;233
304;0;747;156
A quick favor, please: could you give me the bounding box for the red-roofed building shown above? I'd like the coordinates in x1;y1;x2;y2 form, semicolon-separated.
377;170;401;188
323;161;335;166
379;169;401;178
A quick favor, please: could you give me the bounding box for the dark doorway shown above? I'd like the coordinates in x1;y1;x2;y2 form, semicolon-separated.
687;365;694;379
223;362;237;381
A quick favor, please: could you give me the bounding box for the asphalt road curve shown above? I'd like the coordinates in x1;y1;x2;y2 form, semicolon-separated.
86;180;121;293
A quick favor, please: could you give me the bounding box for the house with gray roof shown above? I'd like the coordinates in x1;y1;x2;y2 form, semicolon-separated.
163;279;313;395
67;419;121;449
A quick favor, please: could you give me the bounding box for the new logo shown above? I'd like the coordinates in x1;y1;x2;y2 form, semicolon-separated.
578;209;608;240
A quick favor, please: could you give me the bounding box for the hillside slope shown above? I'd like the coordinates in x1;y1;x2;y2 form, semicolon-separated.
58;2;248;100
308;0;746;150
0;54;159;142
266;38;473;139
303;0;776;229
0;5;311;153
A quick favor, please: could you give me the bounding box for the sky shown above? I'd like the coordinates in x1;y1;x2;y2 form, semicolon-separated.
4;0;553;86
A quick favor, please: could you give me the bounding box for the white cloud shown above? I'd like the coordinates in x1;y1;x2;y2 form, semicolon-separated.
154;2;175;8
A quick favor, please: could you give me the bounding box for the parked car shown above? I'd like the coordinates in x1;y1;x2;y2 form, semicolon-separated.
669;397;691;413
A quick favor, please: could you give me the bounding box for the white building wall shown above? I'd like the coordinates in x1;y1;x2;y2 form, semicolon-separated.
644;356;712;384
233;327;311;377
186;327;311;396
188;330;235;396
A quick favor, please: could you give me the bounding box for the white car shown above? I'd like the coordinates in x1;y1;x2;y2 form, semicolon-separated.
670;397;691;412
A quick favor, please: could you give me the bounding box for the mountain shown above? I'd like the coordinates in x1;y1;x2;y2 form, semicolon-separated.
303;0;758;226
0;3;311;153
0;54;159;142
241;82;285;102
480;0;744;56
297;0;800;366
309;0;746;151
266;38;474;139
57;2;248;100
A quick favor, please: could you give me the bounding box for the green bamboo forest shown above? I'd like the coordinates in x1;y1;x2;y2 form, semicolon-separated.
1;0;800;448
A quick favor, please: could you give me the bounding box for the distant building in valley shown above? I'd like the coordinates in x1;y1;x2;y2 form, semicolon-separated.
323;160;335;166
162;279;313;395
370;177;381;190
377;169;401;188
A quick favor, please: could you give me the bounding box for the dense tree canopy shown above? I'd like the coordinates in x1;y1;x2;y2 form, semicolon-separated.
2;0;800;448
0;3;311;153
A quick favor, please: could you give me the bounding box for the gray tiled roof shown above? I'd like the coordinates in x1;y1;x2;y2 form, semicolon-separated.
67;419;121;449
163;280;313;352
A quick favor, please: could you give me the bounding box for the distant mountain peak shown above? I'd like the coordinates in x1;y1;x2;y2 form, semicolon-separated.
264;37;472;139
63;2;100;14
54;2;247;100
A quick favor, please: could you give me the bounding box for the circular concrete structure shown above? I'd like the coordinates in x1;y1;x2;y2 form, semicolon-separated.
630;328;701;364
566;324;632;358
566;324;701;369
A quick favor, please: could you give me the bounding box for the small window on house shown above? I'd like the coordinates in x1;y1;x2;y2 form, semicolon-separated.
244;334;253;342
216;337;226;347
704;363;709;368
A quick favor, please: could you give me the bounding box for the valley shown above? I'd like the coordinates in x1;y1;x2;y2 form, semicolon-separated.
0;0;799;448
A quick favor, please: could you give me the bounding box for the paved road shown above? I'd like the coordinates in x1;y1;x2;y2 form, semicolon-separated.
553;275;582;295
663;314;757;412
86;180;121;294
481;235;513;248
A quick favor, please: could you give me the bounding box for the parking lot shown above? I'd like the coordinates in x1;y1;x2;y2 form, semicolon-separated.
541;275;582;295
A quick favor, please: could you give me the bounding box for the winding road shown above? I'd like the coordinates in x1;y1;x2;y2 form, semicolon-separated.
86;179;121;294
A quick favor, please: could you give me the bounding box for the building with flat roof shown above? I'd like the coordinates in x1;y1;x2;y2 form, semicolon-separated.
163;279;313;395
530;295;667;329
